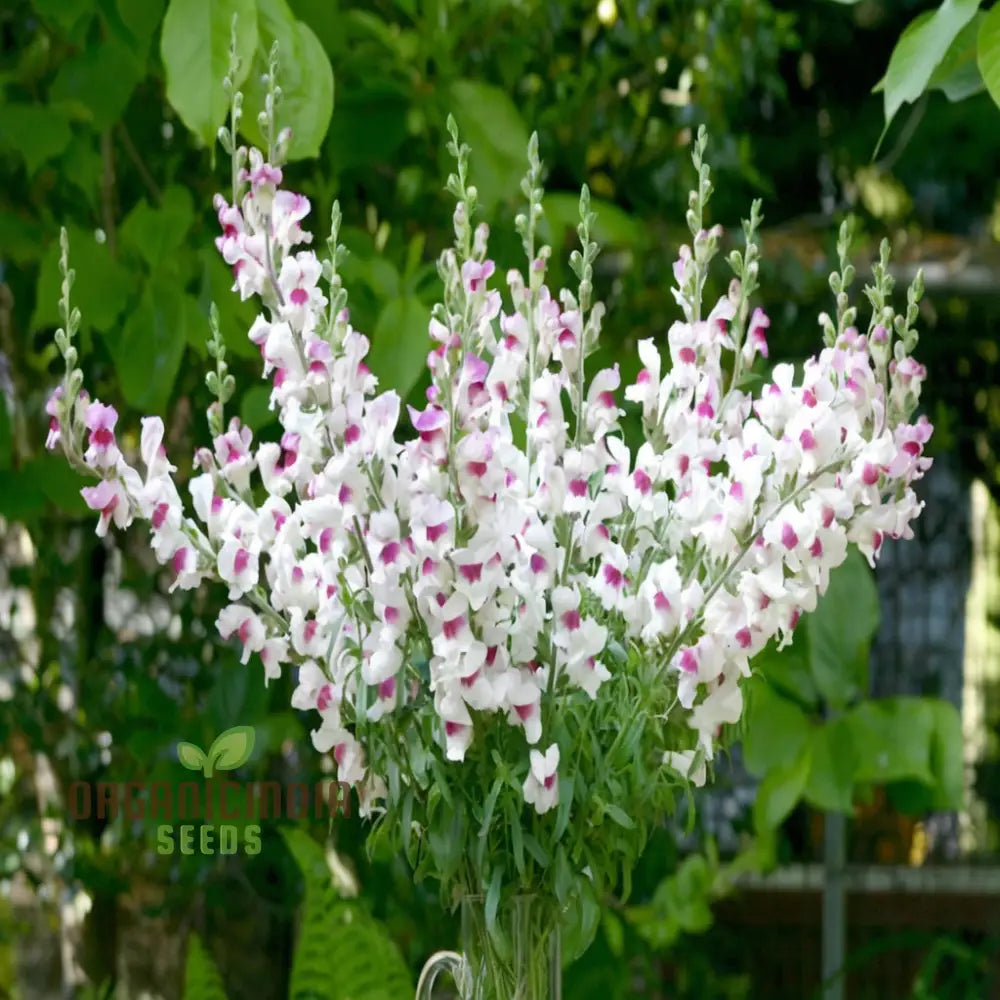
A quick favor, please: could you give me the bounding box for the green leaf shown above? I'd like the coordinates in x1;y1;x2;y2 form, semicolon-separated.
927;698;963;809
32;0;93;34
0;104;74;176
0;471;46;521
325;83;409;172
753;747;811;831
239;385;277;431
49;37;145;132
602;910;625;958
978;2;1000;108
120;186;196;268
448;79;530;216
485;866;502;934
160;0;258;149
177;742;208;772
112;0;168;59
751;630;820;709
183;934;228;1000
808;548;880;709
843;699;935;787
879;0;981;134
927;13;986;102
602;803;635;830
108;281;191;415
742;677;813;778
241;0;335;160
804;717;857;812
0;210;45;264
506;797;525;877
32;227;132;334
29;454;90;515
207;725;256;772
368;296;429;400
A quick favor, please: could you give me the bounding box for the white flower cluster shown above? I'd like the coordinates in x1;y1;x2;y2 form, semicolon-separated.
49;140;932;817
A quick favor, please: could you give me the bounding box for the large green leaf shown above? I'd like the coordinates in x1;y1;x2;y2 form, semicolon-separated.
753;747;811;831
978;2;1000;109
32;228;133;334
843;699;935;787
160;0;258;149
448;79;531;217
241;0;335;160
927;13;986;102
807;548;879;709
111;0;168;60
368;295;430;400
32;0;93;34
927;698;964;808
49;37;145;132
804;717;857;812
108;282;195;415
325;83;409;171
750;628;820;709
0;104;74;176
741;677;813;778
877;0;981;135
120;185;196;268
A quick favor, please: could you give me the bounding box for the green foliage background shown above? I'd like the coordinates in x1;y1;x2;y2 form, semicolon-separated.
1;0;999;997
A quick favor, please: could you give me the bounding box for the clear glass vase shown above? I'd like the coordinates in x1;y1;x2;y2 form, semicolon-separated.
416;894;561;999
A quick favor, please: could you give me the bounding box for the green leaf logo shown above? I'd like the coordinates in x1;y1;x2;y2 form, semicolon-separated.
177;741;208;773
207;725;255;775
176;726;255;778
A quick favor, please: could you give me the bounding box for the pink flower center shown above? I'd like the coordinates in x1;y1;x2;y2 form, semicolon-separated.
561;609;581;631
443;616;465;640
152;503;170;530
317;685;333;712
781;523;799;550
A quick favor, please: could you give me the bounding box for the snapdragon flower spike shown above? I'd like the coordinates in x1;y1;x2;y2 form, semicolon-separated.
52;135;932;821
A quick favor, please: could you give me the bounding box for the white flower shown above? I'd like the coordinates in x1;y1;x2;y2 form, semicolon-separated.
523;744;560;814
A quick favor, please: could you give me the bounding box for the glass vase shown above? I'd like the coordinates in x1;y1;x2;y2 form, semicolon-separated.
416;894;561;999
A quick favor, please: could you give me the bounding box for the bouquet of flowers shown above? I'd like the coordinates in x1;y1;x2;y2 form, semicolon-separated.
47;54;931;994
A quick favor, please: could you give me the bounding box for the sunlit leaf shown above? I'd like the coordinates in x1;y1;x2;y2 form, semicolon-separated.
978;2;1000;109
160;0;258;149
